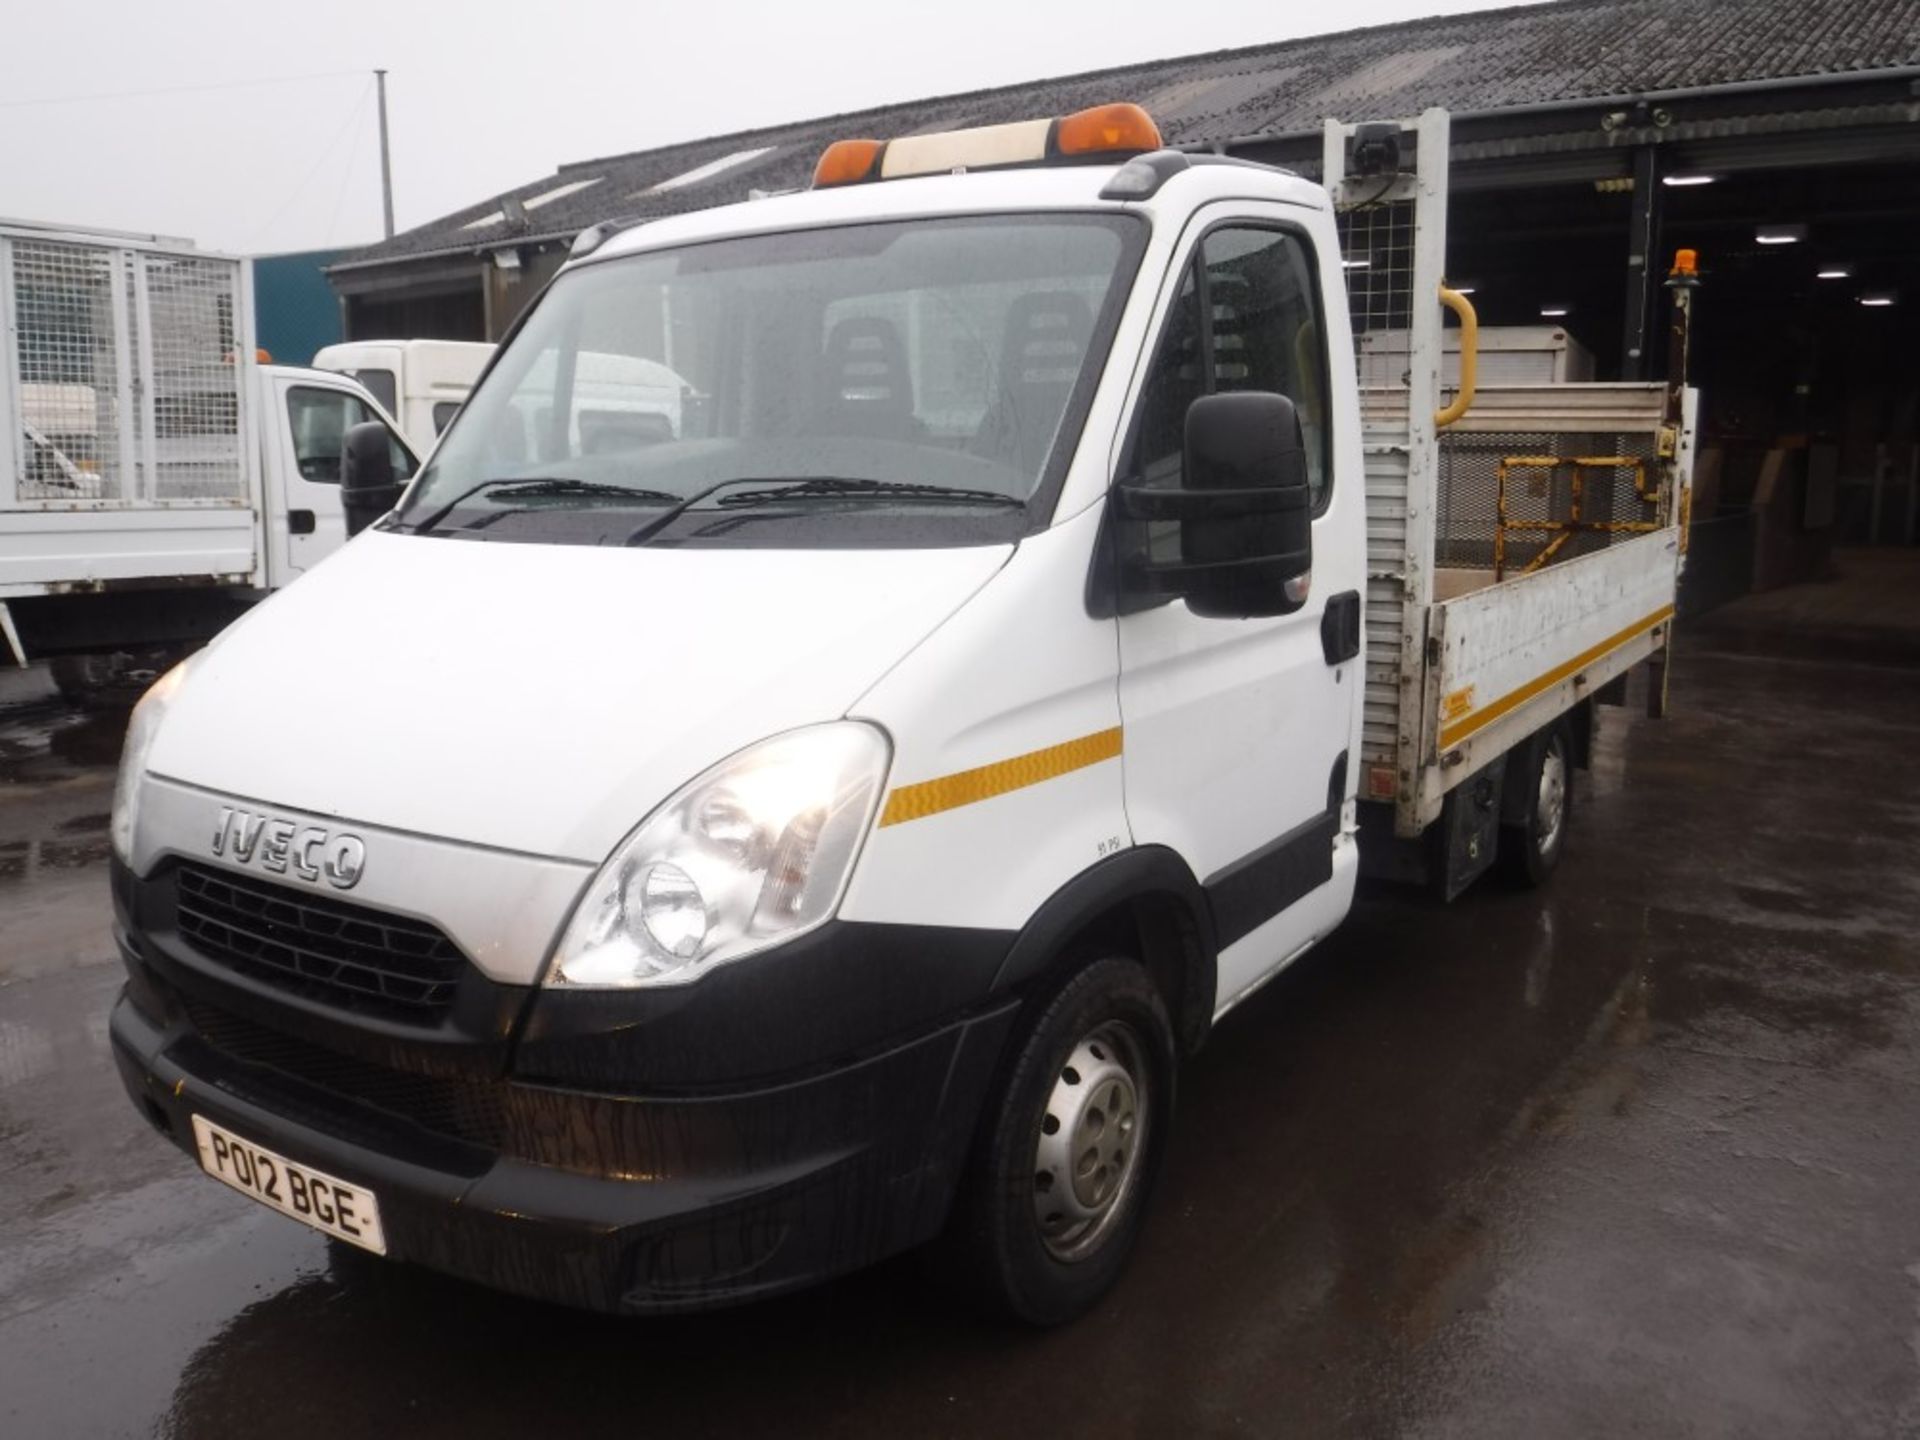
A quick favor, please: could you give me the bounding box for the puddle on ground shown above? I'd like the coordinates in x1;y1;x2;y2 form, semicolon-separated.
0;836;112;884
0;699;126;783
49;714;129;768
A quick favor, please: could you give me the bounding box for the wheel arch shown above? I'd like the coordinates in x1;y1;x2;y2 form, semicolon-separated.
991;846;1217;1057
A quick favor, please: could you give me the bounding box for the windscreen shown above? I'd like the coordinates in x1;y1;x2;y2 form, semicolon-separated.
396;214;1142;547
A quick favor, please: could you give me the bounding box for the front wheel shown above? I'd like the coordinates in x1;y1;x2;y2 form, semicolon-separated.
1502;720;1574;887
946;956;1176;1325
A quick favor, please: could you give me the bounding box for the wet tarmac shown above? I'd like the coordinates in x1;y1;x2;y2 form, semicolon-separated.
3;629;1919;1438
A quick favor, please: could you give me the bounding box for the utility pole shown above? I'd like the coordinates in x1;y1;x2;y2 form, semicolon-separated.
375;69;395;239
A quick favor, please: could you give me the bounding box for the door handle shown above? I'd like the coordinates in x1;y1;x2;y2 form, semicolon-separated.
1321;590;1361;664
288;509;316;535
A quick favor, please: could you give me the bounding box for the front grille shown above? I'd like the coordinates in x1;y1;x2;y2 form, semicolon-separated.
178;997;506;1158
174;863;467;1024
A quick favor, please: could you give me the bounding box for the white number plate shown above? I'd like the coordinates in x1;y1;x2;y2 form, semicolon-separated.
191;1115;387;1255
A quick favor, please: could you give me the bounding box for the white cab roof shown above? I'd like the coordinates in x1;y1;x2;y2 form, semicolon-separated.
586;159;1328;264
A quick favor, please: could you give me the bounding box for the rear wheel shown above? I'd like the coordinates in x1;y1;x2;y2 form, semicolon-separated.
1502;721;1573;886
50;647;185;712
947;956;1175;1325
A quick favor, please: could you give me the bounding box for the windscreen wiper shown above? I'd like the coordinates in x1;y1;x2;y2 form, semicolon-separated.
716;476;1026;509
404;477;679;534
624;475;1024;547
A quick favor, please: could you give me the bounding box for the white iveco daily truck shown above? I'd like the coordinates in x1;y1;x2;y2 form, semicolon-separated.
106;105;1693;1322
0;220;418;699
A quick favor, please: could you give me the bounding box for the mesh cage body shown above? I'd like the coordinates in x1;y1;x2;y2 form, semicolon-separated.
12;242;127;501
1438;431;1662;573
144;253;243;500
7;234;245;506
1339;196;1416;390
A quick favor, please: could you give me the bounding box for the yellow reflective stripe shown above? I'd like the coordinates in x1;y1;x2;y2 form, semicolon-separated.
879;727;1123;827
1438;604;1674;751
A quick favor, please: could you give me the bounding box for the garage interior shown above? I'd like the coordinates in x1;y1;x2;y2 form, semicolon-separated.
1238;69;1920;617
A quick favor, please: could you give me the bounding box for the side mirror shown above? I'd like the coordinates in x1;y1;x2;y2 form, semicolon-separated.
340;421;400;537
1114;391;1313;618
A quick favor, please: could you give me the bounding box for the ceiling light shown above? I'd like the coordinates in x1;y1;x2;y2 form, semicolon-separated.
1662;174;1716;187
1860;292;1897;307
1342;257;1371;270
1756;224;1807;245
1816;266;1851;280
1540;305;1570;318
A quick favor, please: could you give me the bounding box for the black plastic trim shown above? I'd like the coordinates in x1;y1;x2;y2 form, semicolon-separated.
991;844;1215;995
115;854;1015;1092
1098;149;1193;200
1203;808;1340;950
516;919;1012;1090
1122;549;1312;599
115;857;522;1078
1321;589;1362;663
1114;480;1312;521
108;986;1020;1314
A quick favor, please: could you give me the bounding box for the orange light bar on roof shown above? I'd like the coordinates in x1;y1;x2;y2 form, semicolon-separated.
811;103;1163;188
1054;103;1162;158
813;138;885;188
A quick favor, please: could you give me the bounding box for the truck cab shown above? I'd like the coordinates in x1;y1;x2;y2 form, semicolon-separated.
311;339;494;455
105;105;1682;1323
258;363;418;583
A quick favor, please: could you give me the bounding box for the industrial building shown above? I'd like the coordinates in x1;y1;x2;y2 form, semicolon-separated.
329;0;1920;588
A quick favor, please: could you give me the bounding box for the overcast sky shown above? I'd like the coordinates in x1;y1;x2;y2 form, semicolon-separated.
1;0;1537;256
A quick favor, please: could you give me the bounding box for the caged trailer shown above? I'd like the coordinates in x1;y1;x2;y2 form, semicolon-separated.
0;219;418;700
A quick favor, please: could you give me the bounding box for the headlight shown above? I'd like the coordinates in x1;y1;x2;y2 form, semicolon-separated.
110;655;196;864
551;723;891;988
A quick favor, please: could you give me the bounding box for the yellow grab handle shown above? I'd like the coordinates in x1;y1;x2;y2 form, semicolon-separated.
1434;285;1478;429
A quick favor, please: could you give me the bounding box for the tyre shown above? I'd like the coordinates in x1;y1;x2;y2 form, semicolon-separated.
50;648;183;713
946;955;1176;1325
1501;720;1574;887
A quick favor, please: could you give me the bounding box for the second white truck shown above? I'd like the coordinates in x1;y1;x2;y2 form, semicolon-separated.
103;104;1693;1323
311;338;493;455
0;219;418;694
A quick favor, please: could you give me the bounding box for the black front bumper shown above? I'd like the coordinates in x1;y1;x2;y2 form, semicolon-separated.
109;859;1020;1313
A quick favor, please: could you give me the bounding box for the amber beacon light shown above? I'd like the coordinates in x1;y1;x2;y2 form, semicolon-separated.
1054;103;1162;157
812;103;1164;188
812;138;886;189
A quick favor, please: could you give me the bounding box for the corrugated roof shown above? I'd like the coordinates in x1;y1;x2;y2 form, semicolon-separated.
337;0;1920;268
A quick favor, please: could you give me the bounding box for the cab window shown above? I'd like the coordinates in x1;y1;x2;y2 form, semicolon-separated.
1128;225;1330;508
286;387;415;484
351;368;399;416
400;214;1146;548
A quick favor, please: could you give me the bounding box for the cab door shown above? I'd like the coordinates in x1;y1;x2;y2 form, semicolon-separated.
1112;210;1364;1010
269;376;417;580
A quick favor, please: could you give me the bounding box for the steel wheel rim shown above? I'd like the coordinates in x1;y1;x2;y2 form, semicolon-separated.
1536;736;1568;856
1032;1020;1149;1263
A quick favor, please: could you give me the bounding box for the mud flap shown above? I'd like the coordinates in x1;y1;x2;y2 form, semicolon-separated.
1436;761;1504;901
